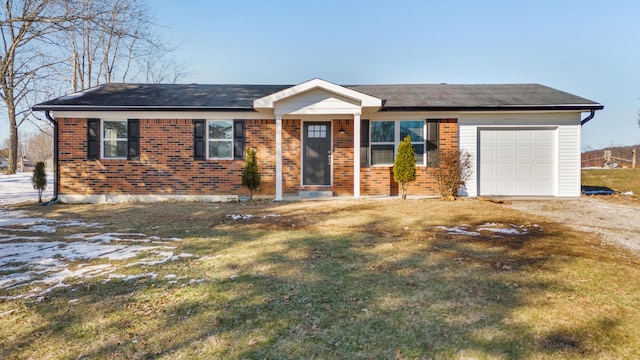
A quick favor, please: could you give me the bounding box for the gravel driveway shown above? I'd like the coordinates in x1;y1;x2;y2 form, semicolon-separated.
507;197;640;254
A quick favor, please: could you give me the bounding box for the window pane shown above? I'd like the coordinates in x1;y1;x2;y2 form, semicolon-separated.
104;121;127;139
308;125;327;138
400;121;424;142
209;121;233;139
371;144;394;165
411;143;424;164
209;141;232;158
104;140;127;158
371;121;394;142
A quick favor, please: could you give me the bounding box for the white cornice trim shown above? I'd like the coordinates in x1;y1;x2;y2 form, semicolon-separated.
253;78;383;110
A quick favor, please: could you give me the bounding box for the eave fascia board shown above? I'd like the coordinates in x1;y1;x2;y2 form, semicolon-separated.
379;104;604;112
32;105;258;112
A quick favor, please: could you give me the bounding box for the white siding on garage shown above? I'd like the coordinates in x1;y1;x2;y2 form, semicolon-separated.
557;124;582;196
458;112;583;197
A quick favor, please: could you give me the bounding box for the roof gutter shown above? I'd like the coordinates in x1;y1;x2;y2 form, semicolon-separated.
44;111;59;204
580;109;597;126
380;104;605;112
32;105;258;112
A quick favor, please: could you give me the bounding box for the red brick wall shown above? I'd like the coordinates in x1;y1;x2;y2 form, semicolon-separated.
56;117;458;198
57;118;277;197
282;120;301;195
359;119;459;196
332;119;354;195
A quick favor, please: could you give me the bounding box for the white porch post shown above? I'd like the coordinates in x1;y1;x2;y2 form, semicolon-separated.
353;113;361;198
275;114;283;201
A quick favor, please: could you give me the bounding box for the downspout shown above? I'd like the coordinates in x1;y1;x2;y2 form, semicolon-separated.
44;110;59;204
580;109;596;126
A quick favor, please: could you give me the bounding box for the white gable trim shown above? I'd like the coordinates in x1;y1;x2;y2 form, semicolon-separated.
253;78;382;112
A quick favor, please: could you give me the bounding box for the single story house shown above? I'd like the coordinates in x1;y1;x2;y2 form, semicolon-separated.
33;78;603;203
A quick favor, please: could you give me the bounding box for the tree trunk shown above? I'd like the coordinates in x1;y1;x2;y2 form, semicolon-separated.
8;102;18;174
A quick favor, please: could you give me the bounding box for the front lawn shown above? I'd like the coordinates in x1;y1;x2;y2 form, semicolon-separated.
582;168;640;197
1;199;639;359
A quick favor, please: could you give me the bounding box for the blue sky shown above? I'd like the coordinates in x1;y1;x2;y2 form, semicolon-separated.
3;0;639;151
150;0;639;150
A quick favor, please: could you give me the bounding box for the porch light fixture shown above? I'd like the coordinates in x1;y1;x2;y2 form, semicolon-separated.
338;126;348;135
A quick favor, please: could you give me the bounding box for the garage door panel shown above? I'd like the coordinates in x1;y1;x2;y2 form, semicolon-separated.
479;128;556;196
497;163;515;177
516;131;536;142
515;163;534;177
516;147;534;160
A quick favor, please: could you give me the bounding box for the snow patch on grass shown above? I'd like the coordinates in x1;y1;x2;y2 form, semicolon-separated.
437;223;539;237
0;207;190;299
437;226;481;237
226;213;281;221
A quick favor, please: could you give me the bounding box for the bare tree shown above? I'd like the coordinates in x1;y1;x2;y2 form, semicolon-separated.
0;0;73;173
62;0;185;92
24;128;52;162
1;0;185;174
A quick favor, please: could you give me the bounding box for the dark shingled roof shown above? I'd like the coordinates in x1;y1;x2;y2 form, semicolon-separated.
33;82;603;112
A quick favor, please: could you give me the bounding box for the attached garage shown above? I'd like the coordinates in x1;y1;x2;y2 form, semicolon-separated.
478;128;556;196
458;110;597;198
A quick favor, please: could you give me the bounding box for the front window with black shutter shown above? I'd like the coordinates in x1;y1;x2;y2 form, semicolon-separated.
196;120;244;160
88;119;140;159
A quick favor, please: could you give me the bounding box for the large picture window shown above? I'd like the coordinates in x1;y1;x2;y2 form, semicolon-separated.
208;120;233;159
368;120;439;166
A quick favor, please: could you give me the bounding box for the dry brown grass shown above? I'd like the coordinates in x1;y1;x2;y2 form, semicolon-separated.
2;198;639;359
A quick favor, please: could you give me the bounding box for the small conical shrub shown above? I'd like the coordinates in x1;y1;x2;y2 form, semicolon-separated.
242;148;261;200
393;135;417;199
32;161;47;203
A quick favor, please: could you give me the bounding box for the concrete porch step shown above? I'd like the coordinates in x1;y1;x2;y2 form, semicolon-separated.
298;191;333;198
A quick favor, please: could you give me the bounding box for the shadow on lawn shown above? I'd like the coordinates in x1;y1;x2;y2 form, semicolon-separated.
5;201;628;359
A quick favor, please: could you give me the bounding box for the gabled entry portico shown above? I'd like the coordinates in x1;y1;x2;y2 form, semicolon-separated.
254;78;383;200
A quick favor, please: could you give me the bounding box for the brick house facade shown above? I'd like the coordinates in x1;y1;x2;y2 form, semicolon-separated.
34;79;602;203
55;116;458;200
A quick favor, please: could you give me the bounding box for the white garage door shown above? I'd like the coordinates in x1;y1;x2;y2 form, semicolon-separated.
479;128;556;196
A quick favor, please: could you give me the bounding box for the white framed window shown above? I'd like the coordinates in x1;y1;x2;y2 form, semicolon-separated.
369;120;437;166
371;121;395;165
102;120;128;158
207;120;233;159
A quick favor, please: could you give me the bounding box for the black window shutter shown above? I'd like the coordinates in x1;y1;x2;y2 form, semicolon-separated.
127;119;140;160
233;120;245;160
87;118;100;160
193;119;205;160
360;119;370;168
426;120;440;167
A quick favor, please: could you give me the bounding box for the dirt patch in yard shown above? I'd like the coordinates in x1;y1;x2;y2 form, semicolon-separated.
506;196;640;254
